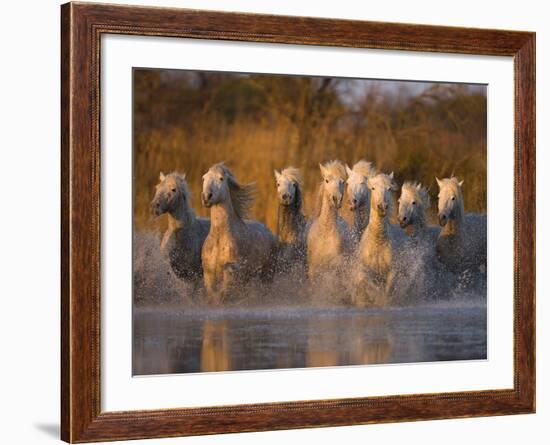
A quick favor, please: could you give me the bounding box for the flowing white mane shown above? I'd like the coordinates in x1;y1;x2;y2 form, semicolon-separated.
351;160;376;178
321;160;347;180
209;162;255;220
280;166;303;186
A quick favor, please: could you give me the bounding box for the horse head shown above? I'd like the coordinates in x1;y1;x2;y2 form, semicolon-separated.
436;177;464;227
368;172;398;218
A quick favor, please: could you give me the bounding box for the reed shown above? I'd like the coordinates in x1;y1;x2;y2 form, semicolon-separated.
133;70;487;233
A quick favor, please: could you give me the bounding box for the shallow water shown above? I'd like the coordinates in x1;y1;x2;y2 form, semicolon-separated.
133;304;486;375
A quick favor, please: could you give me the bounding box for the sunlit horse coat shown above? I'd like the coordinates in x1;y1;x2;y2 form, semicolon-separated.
201;163;277;304
151;172;210;282
306;160;353;279
274;167;308;272
436;177;487;274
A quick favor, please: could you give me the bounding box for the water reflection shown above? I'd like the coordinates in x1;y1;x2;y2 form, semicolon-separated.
200;320;231;372
133;306;486;375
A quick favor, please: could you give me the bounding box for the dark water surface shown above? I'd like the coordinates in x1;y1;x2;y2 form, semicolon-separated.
133;305;487;375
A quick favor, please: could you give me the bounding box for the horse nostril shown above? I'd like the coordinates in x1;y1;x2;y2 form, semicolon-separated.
403;216;407;221
207;193;213;200
282;193;289;200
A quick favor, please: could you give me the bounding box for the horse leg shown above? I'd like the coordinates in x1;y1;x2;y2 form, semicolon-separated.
352;268;382;307
379;270;395;307
219;262;241;302
203;269;221;305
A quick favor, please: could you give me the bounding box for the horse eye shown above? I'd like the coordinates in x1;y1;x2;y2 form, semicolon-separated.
371;187;375;191
451;196;456;201
171;188;176;193
412;201;416;205
219;177;224;181
325;179;329;184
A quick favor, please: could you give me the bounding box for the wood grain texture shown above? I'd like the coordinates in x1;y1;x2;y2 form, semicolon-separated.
60;2;536;442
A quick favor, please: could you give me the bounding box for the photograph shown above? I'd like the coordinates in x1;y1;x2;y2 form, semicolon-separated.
53;1;537;442
132;68;488;375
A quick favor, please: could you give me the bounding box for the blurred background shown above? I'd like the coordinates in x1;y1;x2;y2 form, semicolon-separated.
133;68;486;232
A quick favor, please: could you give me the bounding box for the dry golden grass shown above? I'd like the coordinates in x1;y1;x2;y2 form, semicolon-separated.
133;70;486;233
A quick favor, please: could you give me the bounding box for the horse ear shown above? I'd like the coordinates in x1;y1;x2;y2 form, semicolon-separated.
391;180;399;191
319;163;327;176
436;177;443;188
458;179;464;187
389;171;394;179
159;172;166;181
274;169;281;180
345;164;353;177
416;183;422;191
181;172;186;179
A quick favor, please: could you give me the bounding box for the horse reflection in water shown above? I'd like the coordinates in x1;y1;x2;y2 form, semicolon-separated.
306;314;393;368
133;305;485;375
200;320;232;372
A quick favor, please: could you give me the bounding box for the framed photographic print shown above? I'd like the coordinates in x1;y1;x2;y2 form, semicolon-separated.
61;2;535;442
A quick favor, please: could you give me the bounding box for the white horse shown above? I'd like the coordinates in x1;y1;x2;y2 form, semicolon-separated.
274;167;308;271
353;172;403;307
396;181;443;302
398;181;439;244
346;160;376;241
307;160;353;279
436;177;487;275
201;162;277;304
150;172;210;282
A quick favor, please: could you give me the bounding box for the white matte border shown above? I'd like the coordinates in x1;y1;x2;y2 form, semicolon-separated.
101;34;514;412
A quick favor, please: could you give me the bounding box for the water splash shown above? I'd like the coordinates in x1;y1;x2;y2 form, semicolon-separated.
133;229;486;374
133;229;486;309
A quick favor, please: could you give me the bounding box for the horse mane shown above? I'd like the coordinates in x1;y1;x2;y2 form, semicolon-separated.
322;160;347;180
402;181;430;208
281;167;303;186
211;162;255;220
352;160;376;178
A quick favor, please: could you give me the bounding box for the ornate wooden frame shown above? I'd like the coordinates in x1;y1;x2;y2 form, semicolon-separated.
61;2;535;442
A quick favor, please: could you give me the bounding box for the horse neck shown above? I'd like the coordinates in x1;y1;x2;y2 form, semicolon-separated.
279;199;305;242
167;199;196;232
406;211;427;238
441;203;464;237
209;197;242;233
318;190;339;231
365;209;390;246
352;204;369;234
